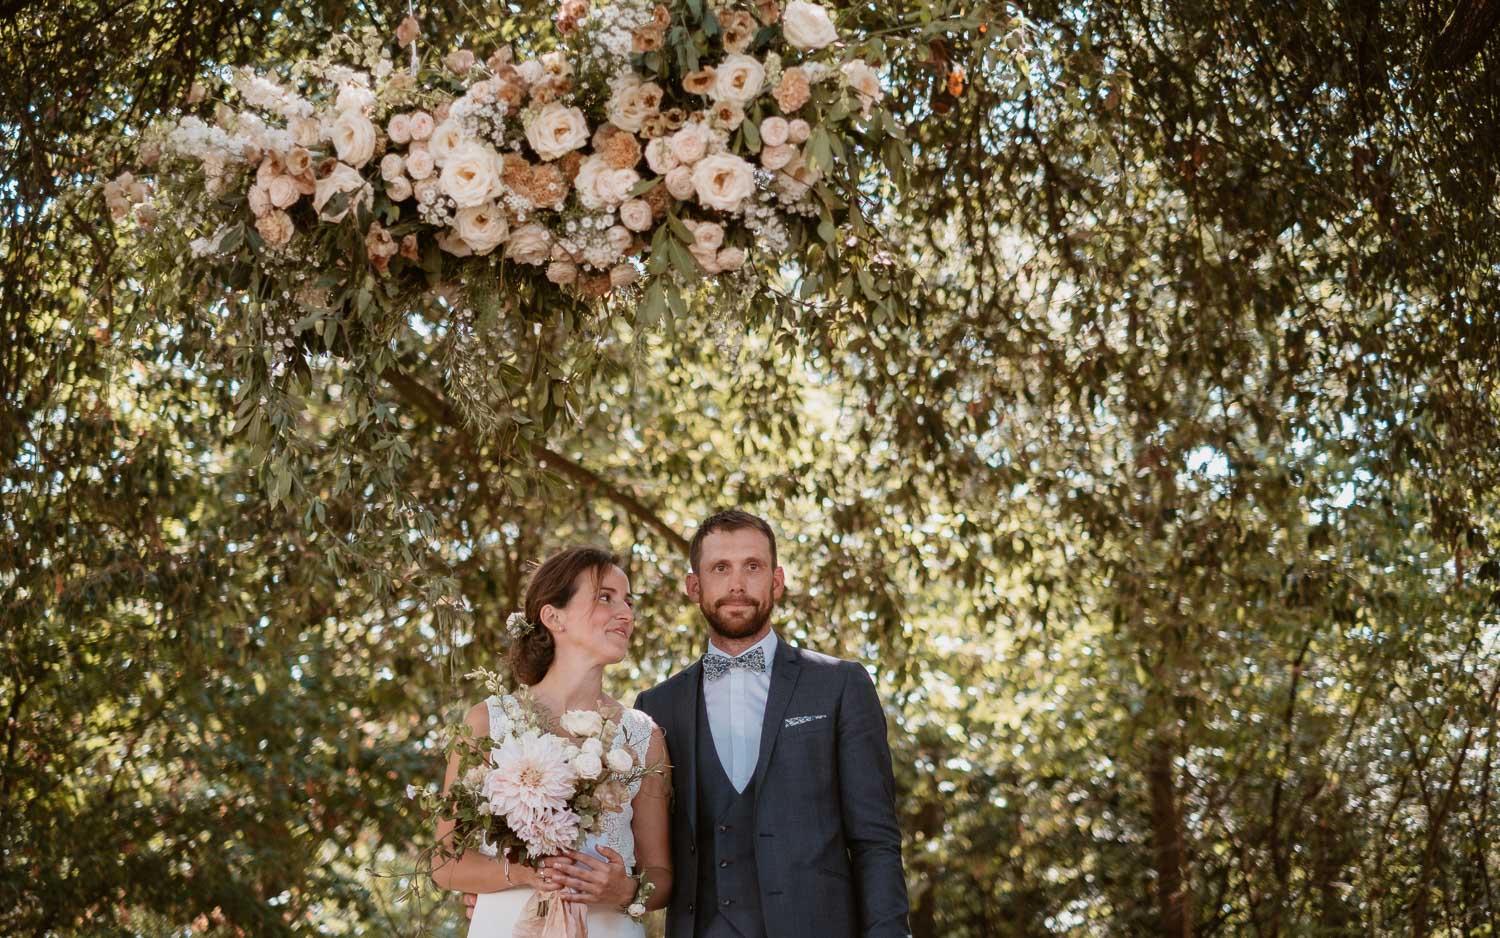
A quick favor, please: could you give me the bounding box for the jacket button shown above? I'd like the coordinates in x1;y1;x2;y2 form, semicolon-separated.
718;824;729;832
720;860;730;868
689;844;696;853
721;899;733;907
688;903;694;913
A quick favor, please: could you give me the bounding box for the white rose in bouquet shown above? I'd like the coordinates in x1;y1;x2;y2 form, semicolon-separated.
560;709;605;737
440;142;501;207
266;175;300;209
711;54;766;106
619;198;654;232
330;111;376;168
645;137;679;174
408;111;436;142
691;153;756;211
606;748;634;773
379;153;405;183
573;750;604;780
504;223;552;264
526;102;589;161
405;147;435;180
782;1;838;50
581;737;604;755
335;82;376;114
454;203;509;254
760;116;790;147
665;166;696;199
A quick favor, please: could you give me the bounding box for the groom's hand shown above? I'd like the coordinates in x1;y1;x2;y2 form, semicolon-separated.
463;893;477;919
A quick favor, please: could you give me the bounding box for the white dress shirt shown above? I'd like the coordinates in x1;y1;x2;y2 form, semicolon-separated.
703;630;778;792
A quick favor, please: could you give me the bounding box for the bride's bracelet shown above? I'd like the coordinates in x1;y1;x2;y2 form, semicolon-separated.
621;870;655;921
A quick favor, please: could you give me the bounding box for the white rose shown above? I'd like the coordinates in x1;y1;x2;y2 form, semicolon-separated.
455;203;509;254
644;137;679;175
664;166;696;200
255;209;295;247
606;748;634;773
581;737;604;755
841;59;883;111
526;102;589;161
505;223;552;264
760;116;790;147
405;147;435;180
627;903;646;918
408;111;434;142
608;84;652;133
782;1;838;50
440;142;501;208
428;119;466;164
379;153;405;183
606;224;632;254
610;263;639;288
619;198;654;232
547;259;578;284
313;162;372;221
691;153;756;211
711;54;766;105
336;82;376;114
667;122;712;165
387;113;412;145
385;176;413;201
560;709;605;737
331;111;377;168
573;751;604;780
266;175;300;209
761;143;796;171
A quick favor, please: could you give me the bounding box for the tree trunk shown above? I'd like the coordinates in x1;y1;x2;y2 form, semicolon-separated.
1148;737;1194;938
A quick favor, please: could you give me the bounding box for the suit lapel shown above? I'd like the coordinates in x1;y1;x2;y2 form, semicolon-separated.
679;661;703;837
750;639;802;794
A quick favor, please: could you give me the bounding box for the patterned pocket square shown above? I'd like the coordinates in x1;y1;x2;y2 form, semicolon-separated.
785;714;828;728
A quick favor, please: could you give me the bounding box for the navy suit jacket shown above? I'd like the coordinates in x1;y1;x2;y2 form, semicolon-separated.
635;639;911;938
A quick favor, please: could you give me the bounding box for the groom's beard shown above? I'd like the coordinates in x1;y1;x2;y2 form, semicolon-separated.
702;595;775;641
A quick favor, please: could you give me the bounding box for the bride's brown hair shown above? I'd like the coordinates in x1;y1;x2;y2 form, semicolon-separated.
509;546;622;685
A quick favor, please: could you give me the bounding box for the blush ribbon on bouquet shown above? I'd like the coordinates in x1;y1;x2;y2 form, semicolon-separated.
514;890;590;938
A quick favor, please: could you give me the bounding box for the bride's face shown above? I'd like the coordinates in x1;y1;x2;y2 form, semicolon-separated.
545;564;635;666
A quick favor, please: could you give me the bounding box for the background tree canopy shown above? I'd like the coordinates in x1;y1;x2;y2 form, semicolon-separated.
4;1;1500;936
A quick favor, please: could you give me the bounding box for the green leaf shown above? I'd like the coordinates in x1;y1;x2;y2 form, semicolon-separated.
629;176;662;196
741;116;762;153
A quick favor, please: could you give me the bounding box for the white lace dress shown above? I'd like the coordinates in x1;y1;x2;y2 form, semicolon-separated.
467;698;655;938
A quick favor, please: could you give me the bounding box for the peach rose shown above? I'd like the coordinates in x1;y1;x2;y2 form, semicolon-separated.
366;221;398;272
774;67;811;112
255;209;294;247
664;166;696;200
760;116;790;147
387;113;412;145
754;0;781;24
408;111;435;141
619;198;654;232
712;101;745;130
609;263;639;287
546;259;578;284
667;122;712;164
841;59;883;113
720;10;757;54
505;223;552;264
788;118;811;143
267;175;300;208
645;137;679;174
717;246;747;270
761;142;796;171
395;15;419;48
600;130;643;170
683;67;717;96
247;183;271;218
445;50;476;75
379;153;405;183
405;147;435;180
385;176;413;202
284;146;313;177
689;219;725;251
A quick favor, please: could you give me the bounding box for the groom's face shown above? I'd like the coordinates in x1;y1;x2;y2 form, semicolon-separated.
686;528;785;641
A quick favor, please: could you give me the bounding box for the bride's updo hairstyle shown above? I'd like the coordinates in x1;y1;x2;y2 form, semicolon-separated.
509;545;622;686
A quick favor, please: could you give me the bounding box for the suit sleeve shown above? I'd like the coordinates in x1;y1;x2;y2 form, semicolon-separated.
836;661;911;937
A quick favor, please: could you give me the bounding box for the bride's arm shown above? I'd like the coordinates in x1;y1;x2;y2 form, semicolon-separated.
628;726;673;911
430;702;550;895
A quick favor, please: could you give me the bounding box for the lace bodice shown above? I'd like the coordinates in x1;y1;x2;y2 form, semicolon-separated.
484;697;656;871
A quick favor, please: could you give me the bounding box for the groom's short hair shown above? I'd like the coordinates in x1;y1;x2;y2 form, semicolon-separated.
689;510;778;572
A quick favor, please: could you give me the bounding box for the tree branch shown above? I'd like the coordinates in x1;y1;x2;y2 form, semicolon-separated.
380;367;690;555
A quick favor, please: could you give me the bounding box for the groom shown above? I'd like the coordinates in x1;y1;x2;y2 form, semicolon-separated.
635;510;910;938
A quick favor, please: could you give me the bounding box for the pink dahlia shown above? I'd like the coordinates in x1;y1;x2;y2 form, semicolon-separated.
513;806;582;854
483;731;576;819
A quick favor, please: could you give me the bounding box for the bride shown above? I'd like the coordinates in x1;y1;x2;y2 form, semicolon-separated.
432;546;672;936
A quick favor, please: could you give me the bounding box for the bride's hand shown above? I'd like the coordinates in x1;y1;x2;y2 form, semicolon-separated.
544;847;635;907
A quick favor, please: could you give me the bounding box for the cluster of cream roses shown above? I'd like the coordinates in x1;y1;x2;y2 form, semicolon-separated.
122;0;885;300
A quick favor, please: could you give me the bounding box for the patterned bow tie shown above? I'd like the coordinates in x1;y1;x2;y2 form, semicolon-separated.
703;647;766;682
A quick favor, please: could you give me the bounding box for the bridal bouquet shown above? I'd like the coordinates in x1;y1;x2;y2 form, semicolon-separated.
111;0;903;328
411;669;656;918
